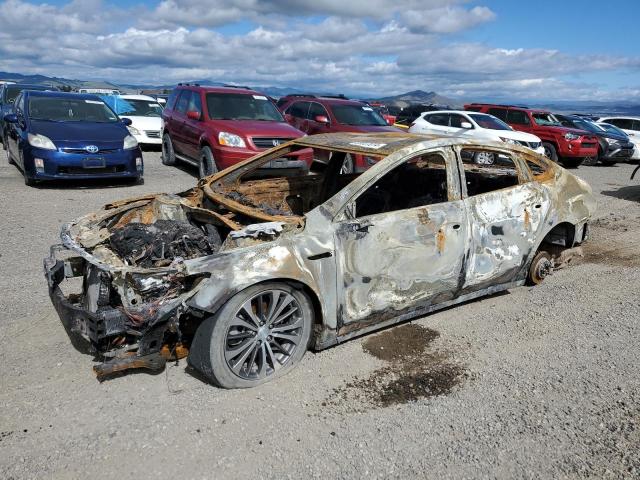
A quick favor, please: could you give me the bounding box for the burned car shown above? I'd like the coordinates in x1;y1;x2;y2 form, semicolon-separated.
44;132;595;388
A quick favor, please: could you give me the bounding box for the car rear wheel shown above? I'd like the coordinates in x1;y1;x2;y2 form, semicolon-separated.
561;158;583;169
527;250;552;286
198;146;218;178
600;159;617;166
161;133;176;166
189;282;314;389
542;142;558;162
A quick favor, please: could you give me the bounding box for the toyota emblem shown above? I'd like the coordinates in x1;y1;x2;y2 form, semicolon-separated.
85;145;99;154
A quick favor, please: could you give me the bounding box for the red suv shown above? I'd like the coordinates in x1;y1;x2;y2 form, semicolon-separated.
464;103;598;168
276;94;402;172
161;85;312;177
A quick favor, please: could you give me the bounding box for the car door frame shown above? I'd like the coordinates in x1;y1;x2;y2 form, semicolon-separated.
329;145;471;338
454;143;551;294
169;89;191;156
305;101;331;135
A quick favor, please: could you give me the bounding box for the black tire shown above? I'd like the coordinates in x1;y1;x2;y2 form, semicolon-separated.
189;282;314;389
2;130;7;151
126;176;144;185
161;133;176;166
561;158;583;169
527;251;552;286
23;173;36;187
600;159;617;166
542;142;558;162
198;146;218;178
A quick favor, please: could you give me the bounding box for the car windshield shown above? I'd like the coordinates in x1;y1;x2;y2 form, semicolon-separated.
5;85;49;104
597;123;628;137
28;97;119;122
468;113;512;131
332;104;389;126
569;118;600;133
115;99;163;117
532;113;562;126
206;93;283;121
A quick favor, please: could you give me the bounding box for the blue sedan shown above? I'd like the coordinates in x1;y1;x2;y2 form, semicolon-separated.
4;91;143;186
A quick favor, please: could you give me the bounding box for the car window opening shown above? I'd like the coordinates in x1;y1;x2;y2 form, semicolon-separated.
461;149;520;196
355;153;448;218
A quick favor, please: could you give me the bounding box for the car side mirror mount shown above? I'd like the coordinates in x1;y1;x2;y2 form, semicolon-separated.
187;110;201;120
315;115;330;125
3;113;17;123
120;117;132;126
460;121;473;129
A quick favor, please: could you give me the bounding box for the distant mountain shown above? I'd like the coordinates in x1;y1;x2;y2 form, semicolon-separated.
376;90;461;108
0;71;122;90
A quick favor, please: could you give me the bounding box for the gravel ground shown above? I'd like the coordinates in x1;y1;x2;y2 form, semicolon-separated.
0;149;639;479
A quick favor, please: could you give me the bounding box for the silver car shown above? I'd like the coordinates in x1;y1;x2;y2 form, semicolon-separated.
45;132;595;388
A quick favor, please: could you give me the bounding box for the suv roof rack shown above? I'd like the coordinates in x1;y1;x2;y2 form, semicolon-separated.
283;93;317;98
470;102;529;109
177;83;200;87
321;94;348;99
223;84;251;89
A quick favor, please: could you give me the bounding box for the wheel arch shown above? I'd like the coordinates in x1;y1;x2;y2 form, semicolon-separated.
187;276;328;344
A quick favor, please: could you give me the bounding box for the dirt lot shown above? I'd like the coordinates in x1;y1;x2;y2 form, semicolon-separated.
1;149;639;479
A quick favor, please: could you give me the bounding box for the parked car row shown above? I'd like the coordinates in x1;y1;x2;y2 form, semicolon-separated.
2;81;639;188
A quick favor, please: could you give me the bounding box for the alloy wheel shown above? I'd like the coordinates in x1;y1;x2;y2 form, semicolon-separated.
224;289;304;380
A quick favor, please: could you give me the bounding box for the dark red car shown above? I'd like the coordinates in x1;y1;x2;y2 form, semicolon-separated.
464;103;599;168
276;94;402;172
161;85;312;177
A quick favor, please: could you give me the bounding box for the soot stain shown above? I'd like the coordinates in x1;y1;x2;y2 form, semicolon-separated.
328;324;465;410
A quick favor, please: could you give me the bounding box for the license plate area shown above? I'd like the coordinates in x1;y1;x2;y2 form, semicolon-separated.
83;157;106;168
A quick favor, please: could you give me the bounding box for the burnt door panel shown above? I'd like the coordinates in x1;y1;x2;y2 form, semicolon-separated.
334;200;468;333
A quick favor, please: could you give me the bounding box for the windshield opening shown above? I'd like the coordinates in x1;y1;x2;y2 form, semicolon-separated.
28;97;119;122
468;113;512;131
532;113;561;126
332;104;388;126
206;93;283;121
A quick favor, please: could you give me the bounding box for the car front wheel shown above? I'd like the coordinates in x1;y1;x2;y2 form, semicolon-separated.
198;146;218;178
542;142;558;162
161;133;176;166
189;282;314;389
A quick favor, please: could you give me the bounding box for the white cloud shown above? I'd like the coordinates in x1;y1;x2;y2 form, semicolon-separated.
0;0;637;102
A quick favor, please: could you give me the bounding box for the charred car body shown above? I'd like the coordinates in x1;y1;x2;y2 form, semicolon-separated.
45;132;595;388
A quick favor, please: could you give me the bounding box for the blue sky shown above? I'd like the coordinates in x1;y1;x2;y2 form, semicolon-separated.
1;0;639;102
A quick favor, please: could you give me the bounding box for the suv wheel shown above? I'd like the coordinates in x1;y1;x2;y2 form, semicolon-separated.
161;133;176;166
542;142;558;162
189;282;314;388
198;146;218;178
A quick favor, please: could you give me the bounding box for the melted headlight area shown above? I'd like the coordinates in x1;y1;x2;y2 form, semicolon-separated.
46;253;207;379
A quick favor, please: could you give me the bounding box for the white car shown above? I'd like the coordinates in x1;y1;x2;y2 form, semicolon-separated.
117;94;164;145
409;110;546;156
597;116;640;160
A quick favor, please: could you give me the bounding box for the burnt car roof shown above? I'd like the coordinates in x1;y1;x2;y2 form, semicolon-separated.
290;132;440;156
